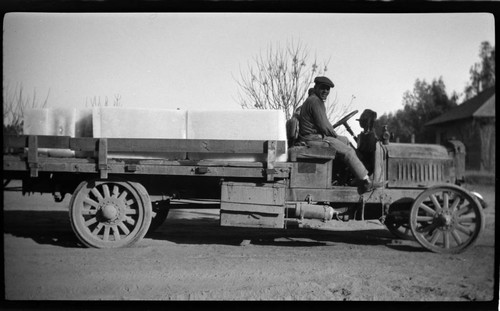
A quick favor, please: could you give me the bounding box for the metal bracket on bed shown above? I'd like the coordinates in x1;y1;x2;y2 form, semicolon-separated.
27;135;39;177
98;138;109;179
266;140;277;181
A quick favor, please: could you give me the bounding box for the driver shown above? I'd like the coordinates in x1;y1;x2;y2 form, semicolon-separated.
297;76;380;193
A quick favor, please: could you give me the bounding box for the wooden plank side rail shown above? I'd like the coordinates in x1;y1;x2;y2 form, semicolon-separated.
98;138;108;179
105;138;286;154
3;135;28;149
3;135;72;149
4;135;286;154
3;135;288;181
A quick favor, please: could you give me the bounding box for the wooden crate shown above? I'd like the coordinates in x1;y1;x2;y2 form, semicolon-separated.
220;182;285;228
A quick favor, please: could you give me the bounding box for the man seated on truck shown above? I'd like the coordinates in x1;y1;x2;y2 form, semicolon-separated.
297;76;380;193
356;109;379;175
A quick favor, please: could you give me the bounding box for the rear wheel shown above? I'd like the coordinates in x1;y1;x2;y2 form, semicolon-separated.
69;180;152;248
385;215;414;240
409;185;484;254
147;200;170;234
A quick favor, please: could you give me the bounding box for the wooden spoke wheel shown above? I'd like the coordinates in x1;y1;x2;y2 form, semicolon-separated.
69;180;152;248
409;185;484;254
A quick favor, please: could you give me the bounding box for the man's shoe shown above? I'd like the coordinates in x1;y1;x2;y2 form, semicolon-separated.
350;178;366;187
349;179;360;187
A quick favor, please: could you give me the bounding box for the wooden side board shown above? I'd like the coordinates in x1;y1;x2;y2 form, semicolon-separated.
3;135;289;180
3;135;285;153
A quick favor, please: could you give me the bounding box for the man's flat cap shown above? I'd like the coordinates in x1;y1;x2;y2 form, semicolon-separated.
314;76;334;88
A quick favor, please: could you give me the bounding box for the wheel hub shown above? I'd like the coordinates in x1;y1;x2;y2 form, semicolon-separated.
436;212;453;229
97;196;126;224
101;204;118;220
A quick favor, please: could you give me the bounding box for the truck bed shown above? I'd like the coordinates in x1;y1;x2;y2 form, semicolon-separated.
3;135;290;180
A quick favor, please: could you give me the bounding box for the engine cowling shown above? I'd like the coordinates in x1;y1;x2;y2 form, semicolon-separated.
383;141;464;188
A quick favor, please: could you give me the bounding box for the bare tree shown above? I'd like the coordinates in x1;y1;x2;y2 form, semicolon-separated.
85;94;123;107
3;83;50;134
235;39;351;123
326;93;355;126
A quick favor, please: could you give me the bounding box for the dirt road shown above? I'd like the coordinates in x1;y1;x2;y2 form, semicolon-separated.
2;183;496;302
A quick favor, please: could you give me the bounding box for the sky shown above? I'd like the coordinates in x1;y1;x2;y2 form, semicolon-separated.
3;12;495;136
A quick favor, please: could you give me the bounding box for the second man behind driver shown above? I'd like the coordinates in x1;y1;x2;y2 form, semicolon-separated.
297;76;380;193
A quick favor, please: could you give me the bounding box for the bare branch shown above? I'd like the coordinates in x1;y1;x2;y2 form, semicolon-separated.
234;38;349;124
3;82;50;134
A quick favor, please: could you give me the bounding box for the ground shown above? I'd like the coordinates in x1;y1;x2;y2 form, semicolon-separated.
2;181;497;303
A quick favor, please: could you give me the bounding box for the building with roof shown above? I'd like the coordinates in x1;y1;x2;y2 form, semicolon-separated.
425;87;495;171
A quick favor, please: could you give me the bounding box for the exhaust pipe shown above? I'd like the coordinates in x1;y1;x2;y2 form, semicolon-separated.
289;202;335;221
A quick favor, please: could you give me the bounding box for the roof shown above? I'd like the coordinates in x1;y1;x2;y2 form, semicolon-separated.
425;87;496;126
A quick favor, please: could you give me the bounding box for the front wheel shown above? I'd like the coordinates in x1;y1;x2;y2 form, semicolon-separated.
69;180;152;248
409;185;484;254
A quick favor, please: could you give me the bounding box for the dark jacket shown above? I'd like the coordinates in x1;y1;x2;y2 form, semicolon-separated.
298;94;337;140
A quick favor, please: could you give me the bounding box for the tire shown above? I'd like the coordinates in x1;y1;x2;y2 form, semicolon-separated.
409;185;484;254
69;179;152;248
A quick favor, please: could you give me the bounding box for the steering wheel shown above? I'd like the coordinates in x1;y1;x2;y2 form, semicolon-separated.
331;110;358;144
332;110;358;129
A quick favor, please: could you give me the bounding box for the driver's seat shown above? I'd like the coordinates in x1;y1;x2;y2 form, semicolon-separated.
286;111;332;149
286;110;301;148
286;115;336;161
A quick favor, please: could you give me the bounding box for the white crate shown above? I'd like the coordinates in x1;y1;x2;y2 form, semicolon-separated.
75;108;93;137
186;109;287;162
92;107;187;139
92;107;187;159
23;108;288;162
23;108;76;157
24;108;76;137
